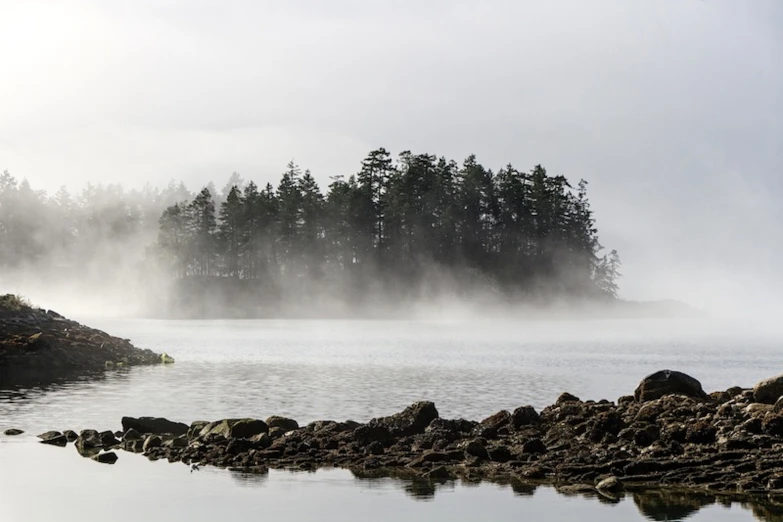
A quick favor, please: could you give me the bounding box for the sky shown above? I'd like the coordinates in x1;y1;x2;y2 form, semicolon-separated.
1;0;782;315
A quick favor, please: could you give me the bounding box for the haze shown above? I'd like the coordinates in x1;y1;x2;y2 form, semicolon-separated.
1;0;782;318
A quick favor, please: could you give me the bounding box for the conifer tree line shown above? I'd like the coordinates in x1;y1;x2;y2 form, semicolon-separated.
156;149;621;299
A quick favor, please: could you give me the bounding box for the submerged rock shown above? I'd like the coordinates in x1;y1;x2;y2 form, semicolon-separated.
634;370;708;402
4;428;24;436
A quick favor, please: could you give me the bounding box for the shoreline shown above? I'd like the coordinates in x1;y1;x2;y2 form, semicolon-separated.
13;369;783;504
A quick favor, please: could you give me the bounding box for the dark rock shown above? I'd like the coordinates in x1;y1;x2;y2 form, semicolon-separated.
366;441;385;455
265;416;299;432
634;370;708;402
557;393;581;404
121;417;188;437
634;424;660;447
91;452;118;464
521;438;547;455
123;428;142;441
464;439;489;460
4;429;24;436
142;435;162;452
354;425;391;446
488;445;513;462
63;430;78;442
511;406;540;428
368;402;438;437
99;430;119;446
753;374;783;404
38;431;67;446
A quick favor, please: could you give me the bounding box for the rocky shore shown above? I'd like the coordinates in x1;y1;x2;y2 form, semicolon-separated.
21;369;783;504
0;295;168;387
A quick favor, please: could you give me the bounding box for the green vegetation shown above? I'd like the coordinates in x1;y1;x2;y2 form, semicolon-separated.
155;149;620;302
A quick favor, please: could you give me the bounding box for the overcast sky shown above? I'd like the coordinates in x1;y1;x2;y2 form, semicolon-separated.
1;0;781;315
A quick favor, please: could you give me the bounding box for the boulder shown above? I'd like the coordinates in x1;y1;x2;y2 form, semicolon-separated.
38;431;67;446
91;452;118;464
521;438;547;455
464;439;489;460
161;352;175;364
63;430;78;442
198;419;268;440
634;370;708;402
121;417;188;436
556;393;581;404
368;402;439;437
265;416;299;433
4;429;24;436
753;374;783;405
512;406;540;428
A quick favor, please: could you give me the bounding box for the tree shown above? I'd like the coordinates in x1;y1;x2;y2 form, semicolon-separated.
218;185;244;277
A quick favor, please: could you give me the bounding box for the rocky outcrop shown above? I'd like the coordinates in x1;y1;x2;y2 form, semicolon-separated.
3;428;24;436
39;370;783;503
634;370;708;402
0;297;166;386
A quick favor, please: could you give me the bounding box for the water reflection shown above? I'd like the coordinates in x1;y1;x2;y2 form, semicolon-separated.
346;469;783;521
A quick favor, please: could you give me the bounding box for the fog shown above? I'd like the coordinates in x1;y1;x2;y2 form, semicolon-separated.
1;0;781;321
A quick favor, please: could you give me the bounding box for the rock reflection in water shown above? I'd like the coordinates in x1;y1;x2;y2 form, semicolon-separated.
344;469;783;521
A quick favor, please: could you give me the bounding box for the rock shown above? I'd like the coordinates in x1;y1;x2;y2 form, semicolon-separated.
754;374;783;404
250;432;270;448
267;427;287;440
634;370;708;402
99;430;119;446
368;402;438;437
161;352;175;364
188;421;209;439
75;429;103;455
511;406;540;428
198;419;268;440
774;397;783;413
556;393;581;404
121;417;188;436
143;435;162;452
464;439;489;460
63;430;78;442
91;452;118;464
122;428;142;441
481;410;511;430
597;476;624;494
37;431;67;446
366;441;385;455
521;438;547;455
4;428;24;436
353;425;391;446
163;436;188;448
265;416;298;433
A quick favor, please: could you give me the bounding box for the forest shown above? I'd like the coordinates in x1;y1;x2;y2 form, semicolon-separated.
0;149;620;316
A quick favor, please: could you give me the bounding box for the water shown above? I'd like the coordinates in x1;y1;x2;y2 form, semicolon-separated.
2;317;782;521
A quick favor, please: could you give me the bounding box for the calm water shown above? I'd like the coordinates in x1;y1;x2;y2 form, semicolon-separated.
2;317;782;521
